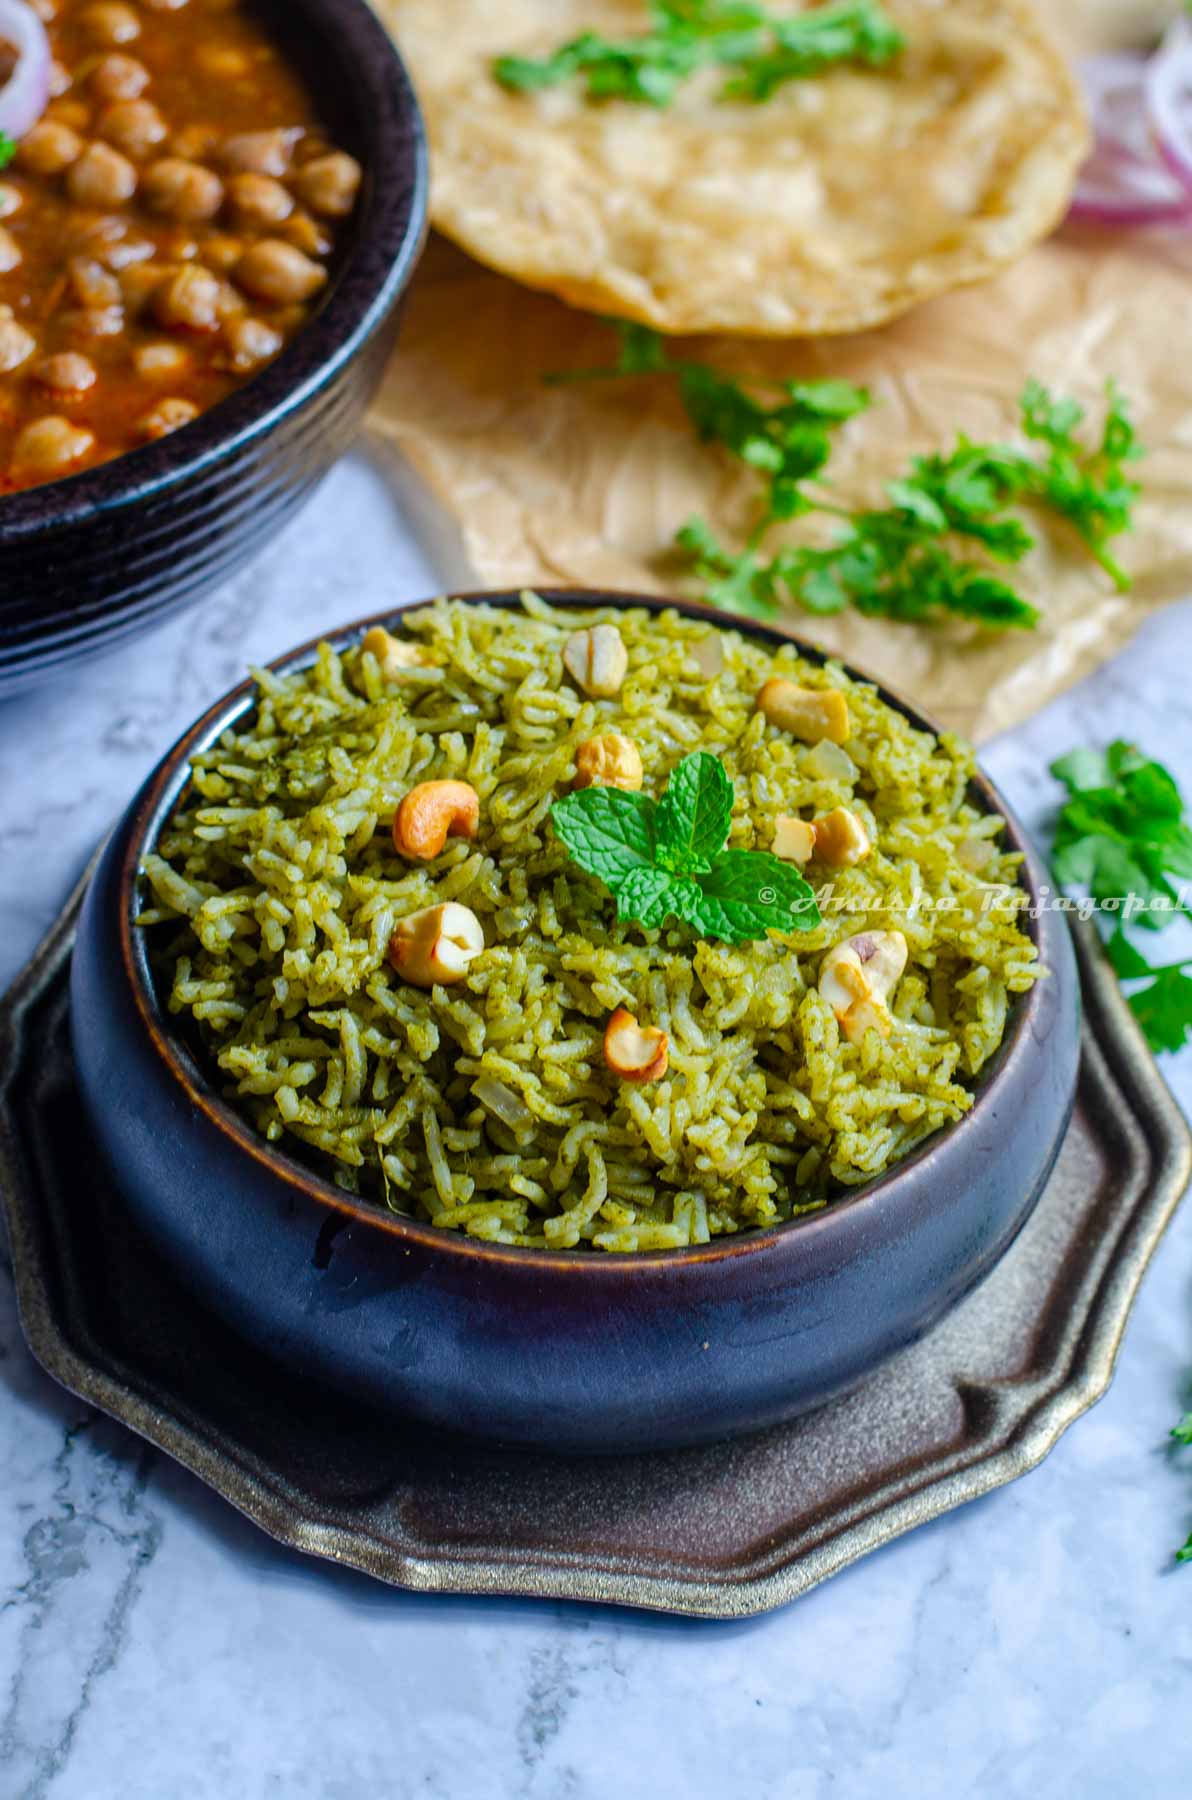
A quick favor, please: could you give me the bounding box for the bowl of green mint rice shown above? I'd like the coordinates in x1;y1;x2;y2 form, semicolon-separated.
69;590;1079;1452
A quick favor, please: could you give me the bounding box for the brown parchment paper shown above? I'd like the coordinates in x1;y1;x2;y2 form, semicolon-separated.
367;10;1192;742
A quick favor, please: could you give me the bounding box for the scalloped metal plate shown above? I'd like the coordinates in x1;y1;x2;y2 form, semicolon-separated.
1;865;1189;1618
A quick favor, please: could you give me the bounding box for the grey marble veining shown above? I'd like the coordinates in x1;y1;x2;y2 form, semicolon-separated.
1;447;1190;1800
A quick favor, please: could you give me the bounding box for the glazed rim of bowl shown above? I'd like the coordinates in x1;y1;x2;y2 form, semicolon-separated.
0;0;427;545
119;589;1052;1271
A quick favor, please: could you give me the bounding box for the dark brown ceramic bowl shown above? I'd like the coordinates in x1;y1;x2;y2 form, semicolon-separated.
0;0;427;696
69;591;1080;1454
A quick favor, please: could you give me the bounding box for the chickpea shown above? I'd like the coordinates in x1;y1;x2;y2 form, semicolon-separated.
142;157;224;222
280;212;330;258
80;4;142;46
67;141;138;207
225;171;292;227
118;260;167;313
33;352;98;393
138;396;198;439
143;0;189;8
0;311;36;373
11;416;96;479
90;53;150;101
97;99;167;160
67;255;122;309
60;304;125;340
169;123;219;162
236;238;326;304
0;184;20;219
196;45;251;80
219;128;301;177
213;278;245;323
152;263;221;330
133;340;189;378
220;314;282;372
29;0;58;22
48;58;72;98
16;120;83;176
294;151;362;220
46;99;92;133
0;228;20;274
199;233;244;273
64;211;126;254
156;225;198;260
103;232;156;270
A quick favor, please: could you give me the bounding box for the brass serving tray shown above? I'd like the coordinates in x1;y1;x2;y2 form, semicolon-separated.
1;868;1188;1619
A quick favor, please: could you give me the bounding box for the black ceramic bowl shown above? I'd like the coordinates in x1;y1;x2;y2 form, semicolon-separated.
70;591;1080;1454
0;0;427;697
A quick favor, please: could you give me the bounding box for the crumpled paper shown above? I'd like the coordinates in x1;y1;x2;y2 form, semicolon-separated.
367;4;1192;742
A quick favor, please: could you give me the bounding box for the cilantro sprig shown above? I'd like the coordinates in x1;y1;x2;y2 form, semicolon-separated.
1050;741;1192;1056
551;750;819;941
494;0;903;108
0;134;15;172
553;323;1143;631
1049;742;1192;1563
1176;1411;1192;1564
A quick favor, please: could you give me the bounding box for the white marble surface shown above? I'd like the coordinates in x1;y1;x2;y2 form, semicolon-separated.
1;444;1191;1800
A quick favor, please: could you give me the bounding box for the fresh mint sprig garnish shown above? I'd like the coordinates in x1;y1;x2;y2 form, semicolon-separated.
552;323;1143;631
493;0;903;109
551;750;819;942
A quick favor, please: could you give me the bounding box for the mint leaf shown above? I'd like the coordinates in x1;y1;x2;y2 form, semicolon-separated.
551;750;819;942
692;850;819;942
614;866;684;928
551;787;657;889
655;751;734;874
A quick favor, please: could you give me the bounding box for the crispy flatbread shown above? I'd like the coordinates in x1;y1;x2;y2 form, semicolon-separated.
377;0;1089;337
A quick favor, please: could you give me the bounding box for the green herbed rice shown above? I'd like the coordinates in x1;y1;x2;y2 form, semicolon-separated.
139;593;1039;1252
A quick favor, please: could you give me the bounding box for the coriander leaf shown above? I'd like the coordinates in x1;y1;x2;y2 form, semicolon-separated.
1173;1413;1192;1447
675;519;778;616
551;321;1139;632
720;0;903;100
1105;928;1154;979
609;320;673;376
0;133;15;172
494;0;903;108
655;751;735;874
1050;747;1110;794
614;866;684;928
1128;966;1192;1055
550;787;657;889
784;378;872;421
1019;378;1142;590
693;849;819;942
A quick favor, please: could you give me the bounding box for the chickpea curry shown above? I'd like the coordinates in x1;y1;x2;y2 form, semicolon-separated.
0;0;362;492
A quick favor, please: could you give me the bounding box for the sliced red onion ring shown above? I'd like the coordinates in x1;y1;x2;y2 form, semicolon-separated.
1070;48;1192;224
0;0;50;144
1146;16;1192;197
